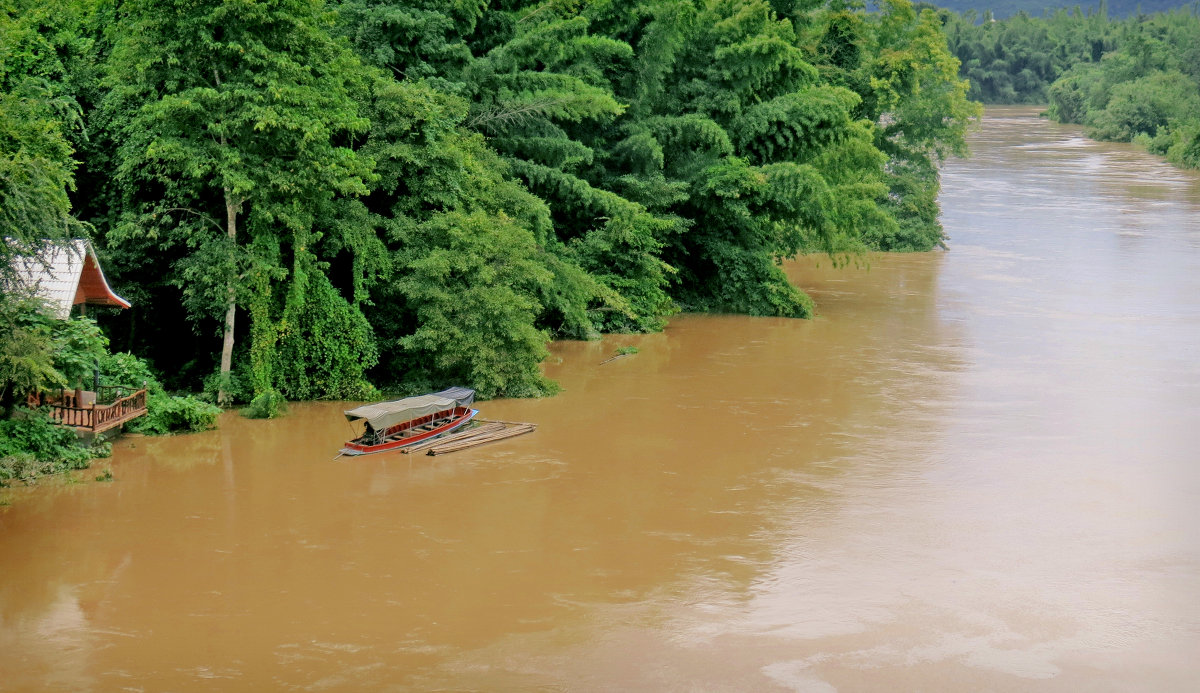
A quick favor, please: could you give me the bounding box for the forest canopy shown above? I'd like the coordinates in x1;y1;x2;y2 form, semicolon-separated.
933;0;1194;20
940;4;1200;168
1;0;978;403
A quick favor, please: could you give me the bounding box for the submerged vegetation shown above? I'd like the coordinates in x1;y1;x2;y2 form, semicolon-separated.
942;5;1200;168
1;0;980;415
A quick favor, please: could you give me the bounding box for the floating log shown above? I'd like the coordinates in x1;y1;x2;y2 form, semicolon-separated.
599;353;632;365
399;422;505;454
426;423;536;455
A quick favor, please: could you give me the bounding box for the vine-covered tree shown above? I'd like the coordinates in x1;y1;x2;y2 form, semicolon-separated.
104;0;376;403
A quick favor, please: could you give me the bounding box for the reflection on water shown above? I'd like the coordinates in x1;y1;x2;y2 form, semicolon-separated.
2;107;1199;690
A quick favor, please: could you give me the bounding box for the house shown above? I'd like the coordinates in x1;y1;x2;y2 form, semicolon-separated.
9;240;145;434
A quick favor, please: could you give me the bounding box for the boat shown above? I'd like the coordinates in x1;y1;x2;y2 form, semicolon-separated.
339;387;478;456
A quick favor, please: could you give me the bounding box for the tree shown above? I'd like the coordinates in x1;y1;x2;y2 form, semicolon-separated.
588;0;882;314
396;210;559;398
353;75;599;395
1044;8;1200;170
848;0;981;249
0;294;60;417
105;0;375;404
0;1;87;279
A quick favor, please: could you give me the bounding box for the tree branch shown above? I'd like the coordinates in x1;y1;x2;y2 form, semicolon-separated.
159;207;225;235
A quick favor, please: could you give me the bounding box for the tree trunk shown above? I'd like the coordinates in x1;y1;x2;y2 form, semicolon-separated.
217;189;239;406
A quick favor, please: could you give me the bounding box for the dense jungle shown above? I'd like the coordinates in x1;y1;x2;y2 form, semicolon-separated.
3;0;980;478
3;0;1198;477
941;2;1200;168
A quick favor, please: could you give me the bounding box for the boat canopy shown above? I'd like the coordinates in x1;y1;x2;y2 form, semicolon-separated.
344;388;475;431
432;386;475;407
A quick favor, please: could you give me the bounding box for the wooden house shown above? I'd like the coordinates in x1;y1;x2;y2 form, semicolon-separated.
10;240;146;434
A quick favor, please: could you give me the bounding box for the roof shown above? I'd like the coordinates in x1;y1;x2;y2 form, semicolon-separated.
345;388;475;431
8;239;130;318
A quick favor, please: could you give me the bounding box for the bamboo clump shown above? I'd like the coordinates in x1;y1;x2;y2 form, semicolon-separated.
426;423;536;455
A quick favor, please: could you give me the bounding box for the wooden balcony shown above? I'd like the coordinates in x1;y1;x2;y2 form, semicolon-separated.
44;387;149;434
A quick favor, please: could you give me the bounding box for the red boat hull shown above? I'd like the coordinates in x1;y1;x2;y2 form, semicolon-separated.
340;407;478;456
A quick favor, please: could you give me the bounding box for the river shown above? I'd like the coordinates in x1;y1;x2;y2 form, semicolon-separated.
2;107;1199;690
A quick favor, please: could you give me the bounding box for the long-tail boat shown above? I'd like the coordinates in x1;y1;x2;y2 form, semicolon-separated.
340;387;478;456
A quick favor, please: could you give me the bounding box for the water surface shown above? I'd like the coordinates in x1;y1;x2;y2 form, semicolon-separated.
3;107;1199;690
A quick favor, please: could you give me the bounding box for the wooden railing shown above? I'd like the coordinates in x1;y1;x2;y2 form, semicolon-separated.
97;385;141;405
48;388;148;433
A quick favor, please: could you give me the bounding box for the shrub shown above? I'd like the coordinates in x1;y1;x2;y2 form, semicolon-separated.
0;295;63;415
50;316;109;389
242;388;287;419
1166;120;1200;169
127;393;221;435
0;408;96;486
201;368;253;406
96;350;221;436
99;351;163;394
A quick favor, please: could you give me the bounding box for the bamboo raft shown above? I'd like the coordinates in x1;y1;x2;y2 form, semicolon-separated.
428;423;536;455
398;419;537;456
399;422;504;453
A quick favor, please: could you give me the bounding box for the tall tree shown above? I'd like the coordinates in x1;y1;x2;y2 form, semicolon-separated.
105;0;375;404
589;0;886;315
810;0;980;250
0;0;88;279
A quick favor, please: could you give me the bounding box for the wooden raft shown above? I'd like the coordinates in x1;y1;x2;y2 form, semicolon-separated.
398;419;536;456
399;422;505;453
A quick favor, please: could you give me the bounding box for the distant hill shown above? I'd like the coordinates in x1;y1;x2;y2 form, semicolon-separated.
932;0;1198;19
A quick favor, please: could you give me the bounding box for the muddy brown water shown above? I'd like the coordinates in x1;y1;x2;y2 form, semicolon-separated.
3;107;1200;690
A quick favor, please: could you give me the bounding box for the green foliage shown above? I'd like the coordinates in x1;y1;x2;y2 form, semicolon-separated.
202;368;253;406
0;296;134;414
936;0;1192;21
274;262;380;401
944;6;1200;171
0;408;95;486
98;351;162;394
98;348;222;434
0;408;87;462
355;73;607;392
0;286;218;440
1040;8;1200;169
0;293;63;414
127;393;221;435
241;388;288;420
943;7;1116;104
1163;119;1200;168
8;0;984;406
50;315;109;387
1087;70;1200;140
104;0;376;400
0;0;88;278
452;3;673;332
395;210;560;399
